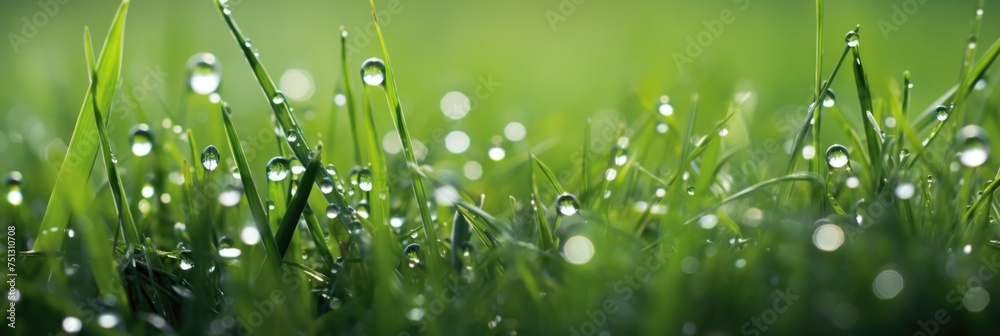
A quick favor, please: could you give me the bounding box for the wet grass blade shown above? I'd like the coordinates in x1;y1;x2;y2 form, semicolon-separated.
914;36;1000;129
847;27;884;190
35;0;129;251
220;102;281;265
531;154;565;194
277;150;322;260
340;27;364;165
211;0;363;247
367;0;440;267
90;53;141;246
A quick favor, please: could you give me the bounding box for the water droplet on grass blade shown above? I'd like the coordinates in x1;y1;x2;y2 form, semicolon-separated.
935;105;950;121
286;130;298;142
5;171;23;206
217;236;241;258
555;193;580;216
201;145;220;171
687;186;695;195
326;204;341;219
290;157;305;175
958;125;989;167
356;201;370;218
404;243;421;268
356;168;373;192
271;91;286;105
825;145;850;170
320;178;334;194
187;53;222;95
129;124;153;157
845;30;859;47
361;58;387;86
822;88;836;108
266;157;290;181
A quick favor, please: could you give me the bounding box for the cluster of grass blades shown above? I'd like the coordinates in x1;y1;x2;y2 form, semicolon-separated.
6;0;1000;335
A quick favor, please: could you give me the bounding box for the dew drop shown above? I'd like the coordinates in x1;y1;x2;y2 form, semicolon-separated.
404;243;421;268
825;144;850;170
360;58;387;86
935;105;950;121
822;88;836;108
356;168;374;192
290;157;305;175
201;145;220;171
129;124;154;157
326;204;341;219
5;171;23;206
687;186;695;195
356;201;370;218
555;193;580;216
286;130;298;142
266;157;290;181
845;30;859;47
271;91;286;105
320;178;335;194
187;53;222;95
958;125;990;167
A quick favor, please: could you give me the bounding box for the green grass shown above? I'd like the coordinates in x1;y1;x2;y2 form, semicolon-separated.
7;0;1000;335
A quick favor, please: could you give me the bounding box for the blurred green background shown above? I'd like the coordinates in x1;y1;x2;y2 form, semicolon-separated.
0;0;996;212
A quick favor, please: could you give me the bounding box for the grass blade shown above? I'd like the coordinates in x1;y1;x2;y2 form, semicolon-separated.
35;0;129;251
366;0;440;267
220;102;281;265
277;150;322;259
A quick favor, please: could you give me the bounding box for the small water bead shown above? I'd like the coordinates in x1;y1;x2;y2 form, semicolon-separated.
187;53;222;95
845;30;860;47
822;88;836;108
718;128;729;137
657;96;674;116
266;157;290;181
935;105;950;121
555;193;581;216
360;58;387;86
230;166;241;180
218;185;242;207
975;76;988;91
320;178;335;194
687;186;695;195
285;130;299;143
356;201;370;219
326;204;341;219
217;236;242;258
604;168;618;181
110;154;118;164
926;175;934;184
129;124;154;157
290;157;306;175
613;147;628;166
5;171;23;206
356;168;374;192
404;243;421;268
958;125;990;168
271;91;286;105
201;145;220;171
825;145;851;170
894;183;916;199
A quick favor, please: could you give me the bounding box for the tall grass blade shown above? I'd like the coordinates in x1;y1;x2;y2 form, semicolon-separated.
36;0;130;251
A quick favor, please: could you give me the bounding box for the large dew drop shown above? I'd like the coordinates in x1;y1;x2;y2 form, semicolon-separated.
356;168;374;192
326;204;341;219
5;171;23;206
822;88;836;108
958;125;990;168
187;53;222;95
201;145;220;171
555;193;580;216
825;145;850;170
935;105;950;121
266;157;290;181
129;124;154;157
360;58;387;86
845;31;859;48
